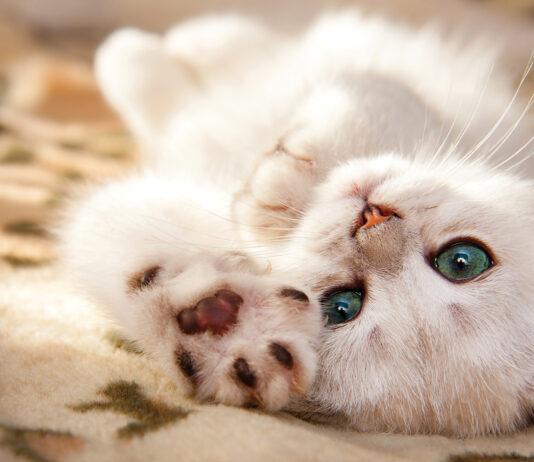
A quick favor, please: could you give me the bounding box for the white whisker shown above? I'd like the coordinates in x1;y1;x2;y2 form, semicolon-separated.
459;58;533;163
447;63;494;157
414;109;430;162
503;149;534;172
484;94;533;163
428;112;459;167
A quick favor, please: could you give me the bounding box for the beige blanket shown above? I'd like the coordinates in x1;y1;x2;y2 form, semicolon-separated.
1;4;533;461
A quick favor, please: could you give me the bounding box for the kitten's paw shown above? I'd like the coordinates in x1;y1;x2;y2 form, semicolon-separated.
95;28;196;139
174;281;320;410
164;15;272;67
129;260;321;411
233;144;317;240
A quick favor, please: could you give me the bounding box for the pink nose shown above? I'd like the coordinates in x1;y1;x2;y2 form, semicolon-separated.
360;204;395;229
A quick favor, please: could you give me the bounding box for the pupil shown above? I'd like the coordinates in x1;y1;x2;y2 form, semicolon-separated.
336;301;349;319
321;290;363;325
454;253;469;269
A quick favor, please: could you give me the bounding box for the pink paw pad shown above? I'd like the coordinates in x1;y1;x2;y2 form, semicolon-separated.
177;289;243;335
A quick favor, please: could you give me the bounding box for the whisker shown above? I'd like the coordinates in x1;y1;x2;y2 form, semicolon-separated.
132;208;318;245
428;111;459;167
446;89;533;173
413;109;430;163
503;148;534;172
484;94;533;163
232;201;307;224
456;94;533;172
231;191;308;223
445;63;494;159
427;79;457;165
459;57;533;163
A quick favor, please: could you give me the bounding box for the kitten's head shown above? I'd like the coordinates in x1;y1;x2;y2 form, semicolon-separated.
281;153;534;436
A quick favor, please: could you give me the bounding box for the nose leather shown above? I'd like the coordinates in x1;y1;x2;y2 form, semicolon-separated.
355;210;408;276
361;204;394;229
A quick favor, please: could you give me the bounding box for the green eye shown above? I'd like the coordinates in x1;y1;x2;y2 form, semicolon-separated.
434;242;492;281
321;289;363;325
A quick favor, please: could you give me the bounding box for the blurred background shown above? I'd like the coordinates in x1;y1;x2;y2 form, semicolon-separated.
0;0;532;270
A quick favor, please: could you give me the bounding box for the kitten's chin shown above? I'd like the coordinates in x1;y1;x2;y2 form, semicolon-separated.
284;396;353;428
285;386;533;437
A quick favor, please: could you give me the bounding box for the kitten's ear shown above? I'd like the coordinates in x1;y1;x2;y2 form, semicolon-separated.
95;28;198;146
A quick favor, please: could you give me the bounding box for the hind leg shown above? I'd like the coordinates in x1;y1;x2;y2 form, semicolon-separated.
95;28;199;144
163;14;276;72
96;16;276;146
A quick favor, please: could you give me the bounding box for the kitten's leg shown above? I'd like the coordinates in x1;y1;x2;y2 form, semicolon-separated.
233;86;353;241
62;176;320;409
163;14;277;73
97;16;277;147
95;28;198;144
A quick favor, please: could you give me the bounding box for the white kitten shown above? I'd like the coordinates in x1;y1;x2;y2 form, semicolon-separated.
62;12;534;436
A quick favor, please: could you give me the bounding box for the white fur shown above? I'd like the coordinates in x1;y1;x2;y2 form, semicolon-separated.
62;12;534;436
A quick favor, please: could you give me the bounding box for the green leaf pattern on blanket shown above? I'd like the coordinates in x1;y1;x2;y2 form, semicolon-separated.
70;380;191;439
0;424;85;462
1;255;53;268
448;454;534;461
105;330;144;355
3;222;48;237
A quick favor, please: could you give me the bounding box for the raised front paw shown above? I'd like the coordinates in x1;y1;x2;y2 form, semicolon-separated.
232;143;317;241
129;264;321;411
175;284;319;410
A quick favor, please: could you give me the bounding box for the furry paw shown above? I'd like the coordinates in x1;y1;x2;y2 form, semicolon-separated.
128;260;321;411
95;28;196;140
233;143;317;241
